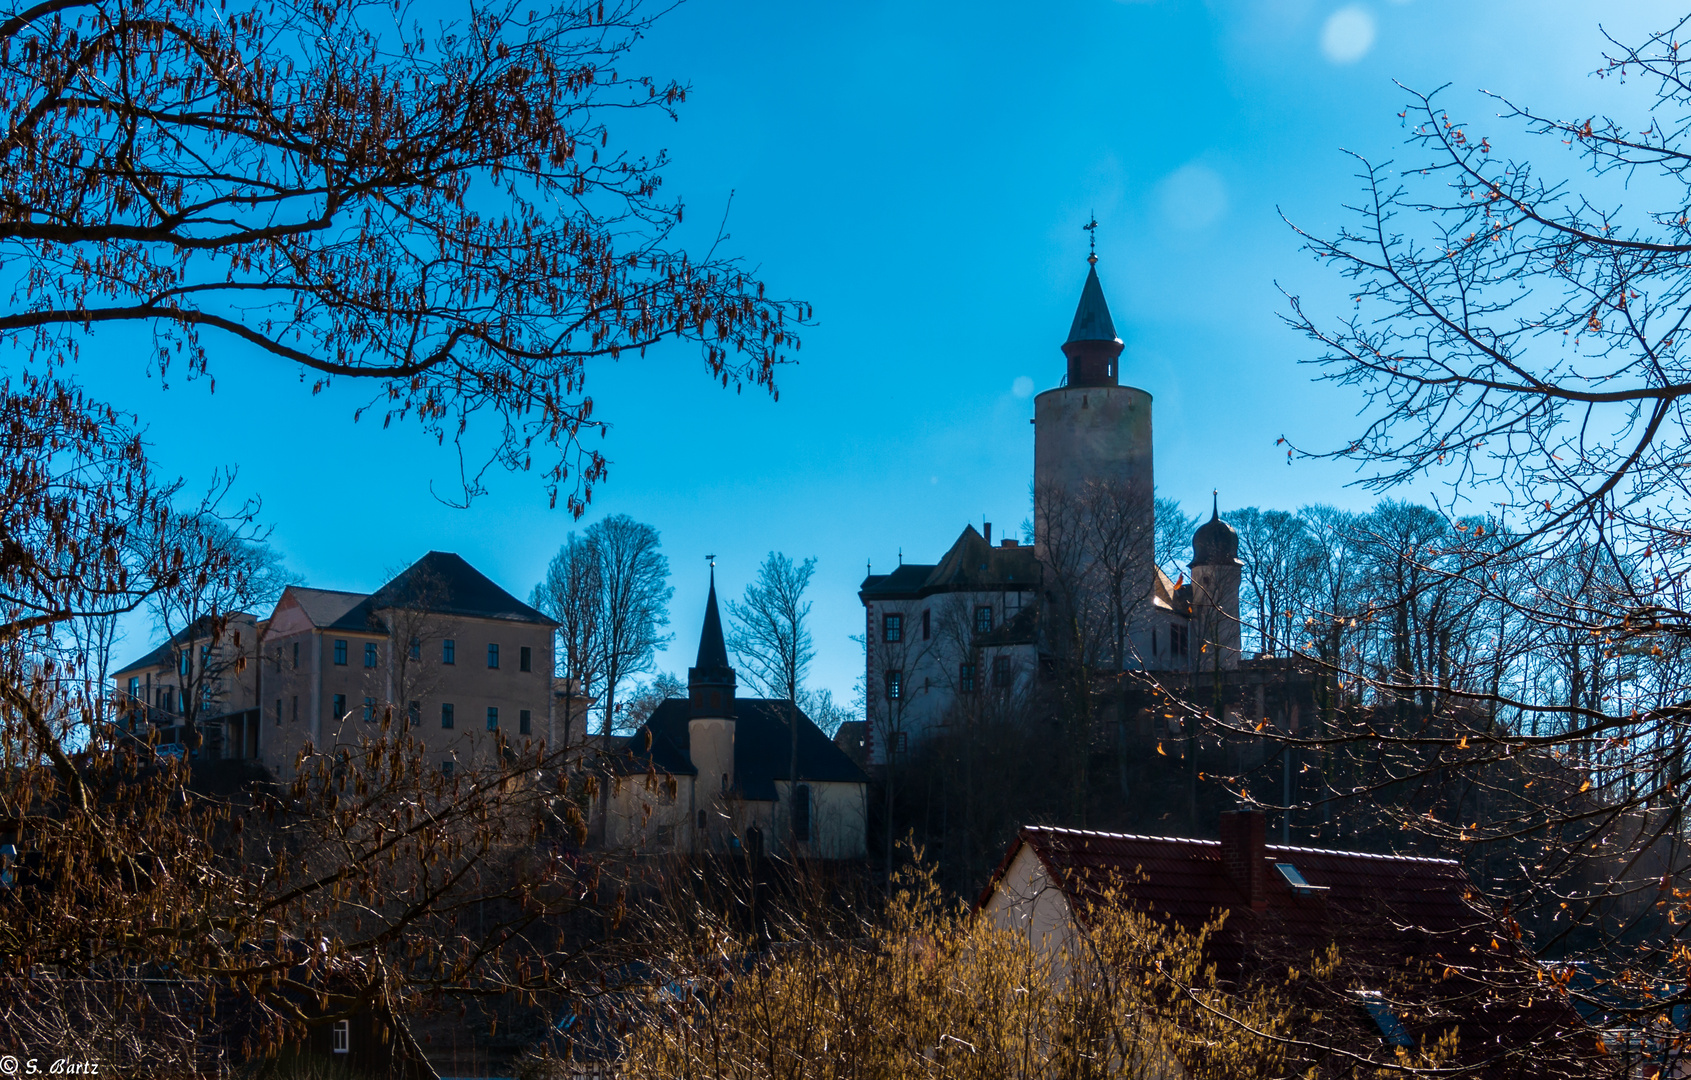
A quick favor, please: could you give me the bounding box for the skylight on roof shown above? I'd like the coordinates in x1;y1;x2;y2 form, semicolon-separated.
1275;862;1329;895
1354;990;1414;1048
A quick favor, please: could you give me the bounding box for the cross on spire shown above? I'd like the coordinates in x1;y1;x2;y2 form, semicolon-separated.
1083;212;1098;265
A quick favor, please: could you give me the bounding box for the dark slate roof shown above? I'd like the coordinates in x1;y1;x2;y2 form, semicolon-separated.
858;528;1041;602
858;563;937;600
114;614;236;675
328;551;553;632
980;826;1590;1076
1192;496;1241;567
694;570;730;671
1066;262;1119;344
285;587;368;629
613;698;869;801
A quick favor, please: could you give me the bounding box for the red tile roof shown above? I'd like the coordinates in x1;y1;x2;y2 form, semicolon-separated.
979;823;1595;1077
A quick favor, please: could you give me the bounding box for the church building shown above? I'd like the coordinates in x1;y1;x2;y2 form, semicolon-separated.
590;570;870;859
858;253;1246;763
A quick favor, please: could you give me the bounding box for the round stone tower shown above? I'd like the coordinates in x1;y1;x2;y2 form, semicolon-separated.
1033;254;1154;556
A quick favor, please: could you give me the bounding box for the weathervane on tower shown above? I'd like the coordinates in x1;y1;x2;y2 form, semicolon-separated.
1084;212;1098;265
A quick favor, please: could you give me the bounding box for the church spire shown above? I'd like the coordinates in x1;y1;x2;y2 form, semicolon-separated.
695;564;730;671
689;563;736;719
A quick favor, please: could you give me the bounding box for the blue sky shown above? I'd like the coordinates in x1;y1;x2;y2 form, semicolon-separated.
91;0;1684;706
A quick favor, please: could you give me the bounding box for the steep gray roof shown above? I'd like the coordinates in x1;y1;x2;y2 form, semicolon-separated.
1066;263;1119;344
612;698;869;800
694;569;730;671
858;527;1040;602
329;551;554;631
286;588;367;629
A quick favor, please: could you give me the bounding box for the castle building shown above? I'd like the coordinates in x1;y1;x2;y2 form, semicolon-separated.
592;570;869;858
858;254;1245;763
114;551;578;777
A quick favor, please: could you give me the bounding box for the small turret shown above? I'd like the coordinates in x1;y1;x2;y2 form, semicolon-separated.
1060;255;1125;388
1189;494;1243;670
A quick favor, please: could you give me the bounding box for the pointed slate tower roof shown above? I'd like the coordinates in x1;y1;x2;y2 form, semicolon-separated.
1060;254;1125;388
695;567;730;671
1066;260;1120;344
688;565;736;719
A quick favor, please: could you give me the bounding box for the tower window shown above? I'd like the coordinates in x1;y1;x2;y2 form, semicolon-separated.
364;642;378;668
959;663;976;693
885;670;903;701
519;646;532;672
882;613;902;643
486;706;499;731
992;656;1013;688
974;606;993;634
333;639;347;666
487;643;500;669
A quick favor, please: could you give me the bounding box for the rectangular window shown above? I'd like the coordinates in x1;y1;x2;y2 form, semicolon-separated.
409;637;421;660
332;693;346;719
363;696;375;722
487;643;500;669
333;639;347;666
486;706;499;731
519;646;532;672
1170;623;1188;658
179;651;191;676
364;642;378;668
443;639;455;665
408;700;421;727
992;656;1012;688
292;642;299;669
162;686;174;712
291;695;299;723
275;698;282;726
922;609;930;640
441;703;455;729
974;606;993;635
885;670;902;701
792;783;812;843
882;613;902;643
519;709;531;735
959;663;976;693
127;676;140;698
441;760;455;777
332;1019;350;1054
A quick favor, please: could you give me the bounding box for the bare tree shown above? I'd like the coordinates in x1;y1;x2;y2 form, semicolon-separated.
1265;14;1691;1052
728;552;817;848
0;0;806;511
1155;494;1200;580
531;533;606;747
587;515;672;736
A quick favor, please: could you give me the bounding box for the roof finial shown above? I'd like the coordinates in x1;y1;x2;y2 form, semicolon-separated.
1211;490;1219;520
1084;212;1099;266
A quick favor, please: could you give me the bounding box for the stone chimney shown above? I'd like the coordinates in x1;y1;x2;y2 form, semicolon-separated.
984;522;992;545
1219;808;1268;911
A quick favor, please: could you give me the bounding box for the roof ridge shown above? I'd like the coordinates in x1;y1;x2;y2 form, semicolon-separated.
1023;826;1461;867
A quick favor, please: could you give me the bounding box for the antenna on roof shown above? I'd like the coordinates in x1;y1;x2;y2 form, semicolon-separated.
1083;212;1099;266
